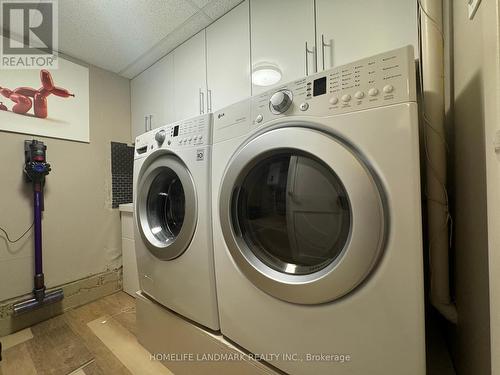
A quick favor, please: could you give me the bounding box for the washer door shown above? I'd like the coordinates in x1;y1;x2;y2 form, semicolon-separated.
219;126;385;304
136;151;197;260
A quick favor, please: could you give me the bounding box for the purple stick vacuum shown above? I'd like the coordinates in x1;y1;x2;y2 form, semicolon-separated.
13;140;63;315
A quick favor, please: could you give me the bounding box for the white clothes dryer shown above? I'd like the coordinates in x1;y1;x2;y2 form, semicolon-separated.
211;47;425;374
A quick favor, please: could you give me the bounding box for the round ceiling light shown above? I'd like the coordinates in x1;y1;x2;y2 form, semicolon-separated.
251;65;282;87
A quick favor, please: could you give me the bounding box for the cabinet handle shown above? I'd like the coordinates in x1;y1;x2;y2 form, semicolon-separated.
313;45;317;73
144;116;148;132
199;89;203;114
305;42;309;76
305;42;315;76
149;115;152;131
207;89;212;113
200;89;205;114
321;34;331;71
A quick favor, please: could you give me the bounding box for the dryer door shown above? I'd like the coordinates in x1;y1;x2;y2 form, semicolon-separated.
136;151;197;260
219;126;386;304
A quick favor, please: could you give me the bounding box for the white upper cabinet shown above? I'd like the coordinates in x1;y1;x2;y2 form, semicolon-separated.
250;0;316;95
206;1;251;112
173;30;207;122
315;0;418;71
131;68;151;140
131;53;174;139
131;0;419;141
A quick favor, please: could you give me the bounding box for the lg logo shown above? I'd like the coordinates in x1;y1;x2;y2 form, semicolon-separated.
218;113;225;119
1;0;58;68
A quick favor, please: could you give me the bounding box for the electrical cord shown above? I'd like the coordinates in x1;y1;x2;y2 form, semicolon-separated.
0;221;34;243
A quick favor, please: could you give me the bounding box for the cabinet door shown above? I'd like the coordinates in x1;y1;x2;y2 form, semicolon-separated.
206;0;251;112
131;53;174;139
316;0;418;71
131;69;153;140
173;30;207;121
148;52;174;129
250;0;315;95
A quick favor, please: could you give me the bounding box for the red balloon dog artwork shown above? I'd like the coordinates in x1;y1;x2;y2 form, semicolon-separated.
0;69;75;119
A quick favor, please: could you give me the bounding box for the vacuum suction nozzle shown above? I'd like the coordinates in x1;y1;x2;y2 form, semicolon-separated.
12;288;64;316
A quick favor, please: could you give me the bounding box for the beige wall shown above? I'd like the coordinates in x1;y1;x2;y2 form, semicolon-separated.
450;0;500;374
0;63;131;301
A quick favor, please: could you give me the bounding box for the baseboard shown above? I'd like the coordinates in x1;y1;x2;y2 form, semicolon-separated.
0;268;122;337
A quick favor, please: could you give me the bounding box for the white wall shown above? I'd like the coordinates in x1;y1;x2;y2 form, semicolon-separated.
449;0;500;374
0;64;131;301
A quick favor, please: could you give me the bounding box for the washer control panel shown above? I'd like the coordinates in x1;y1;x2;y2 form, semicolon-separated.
135;114;212;157
251;45;416;125
167;114;212;148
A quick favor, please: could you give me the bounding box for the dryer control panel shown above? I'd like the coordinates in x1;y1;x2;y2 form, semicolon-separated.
251;45;417;125
135;114;212;157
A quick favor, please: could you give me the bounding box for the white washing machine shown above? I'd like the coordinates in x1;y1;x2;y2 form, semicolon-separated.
211;46;425;374
133;114;219;330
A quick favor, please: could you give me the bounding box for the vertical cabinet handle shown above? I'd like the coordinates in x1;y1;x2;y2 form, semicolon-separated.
149;115;152;131
305;42;309;76
305;42;316;76
144;116;148;132
321;34;331;71
199;89;203;114
313;45;317;74
200;90;205;114
207;89;212;113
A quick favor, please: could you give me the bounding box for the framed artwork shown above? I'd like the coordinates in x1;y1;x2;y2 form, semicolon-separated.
0;57;90;142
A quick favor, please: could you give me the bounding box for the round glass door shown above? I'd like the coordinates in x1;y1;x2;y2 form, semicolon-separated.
137;152;197;260
236;152;351;276
147;170;185;244
220;126;385;304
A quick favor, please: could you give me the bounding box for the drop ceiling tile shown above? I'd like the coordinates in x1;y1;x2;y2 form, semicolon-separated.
188;0;212;8
201;0;243;20
58;0;198;73
119;11;212;78
165;12;212;50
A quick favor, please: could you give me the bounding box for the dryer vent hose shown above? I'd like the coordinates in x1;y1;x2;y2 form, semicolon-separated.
418;0;457;323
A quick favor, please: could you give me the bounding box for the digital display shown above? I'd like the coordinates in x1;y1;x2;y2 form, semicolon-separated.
313;76;327;97
173;125;179;137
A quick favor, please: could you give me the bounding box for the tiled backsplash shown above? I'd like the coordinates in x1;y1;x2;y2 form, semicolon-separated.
111;142;134;208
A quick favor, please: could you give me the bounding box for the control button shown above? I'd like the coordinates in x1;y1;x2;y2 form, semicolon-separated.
193;135;198;140
269;90;293;114
329;97;339;105
341;94;351;102
199;135;203;140
167;140;171;145
299;102;309;111
368;88;379;96
383;85;394;93
256;114;263;123
354;91;364;99
155;130;166;145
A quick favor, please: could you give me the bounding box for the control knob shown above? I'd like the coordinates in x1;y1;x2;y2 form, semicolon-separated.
269;90;292;114
155;130;166;145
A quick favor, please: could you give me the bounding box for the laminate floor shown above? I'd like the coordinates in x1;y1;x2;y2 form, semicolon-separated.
0;292;142;375
0;291;456;375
